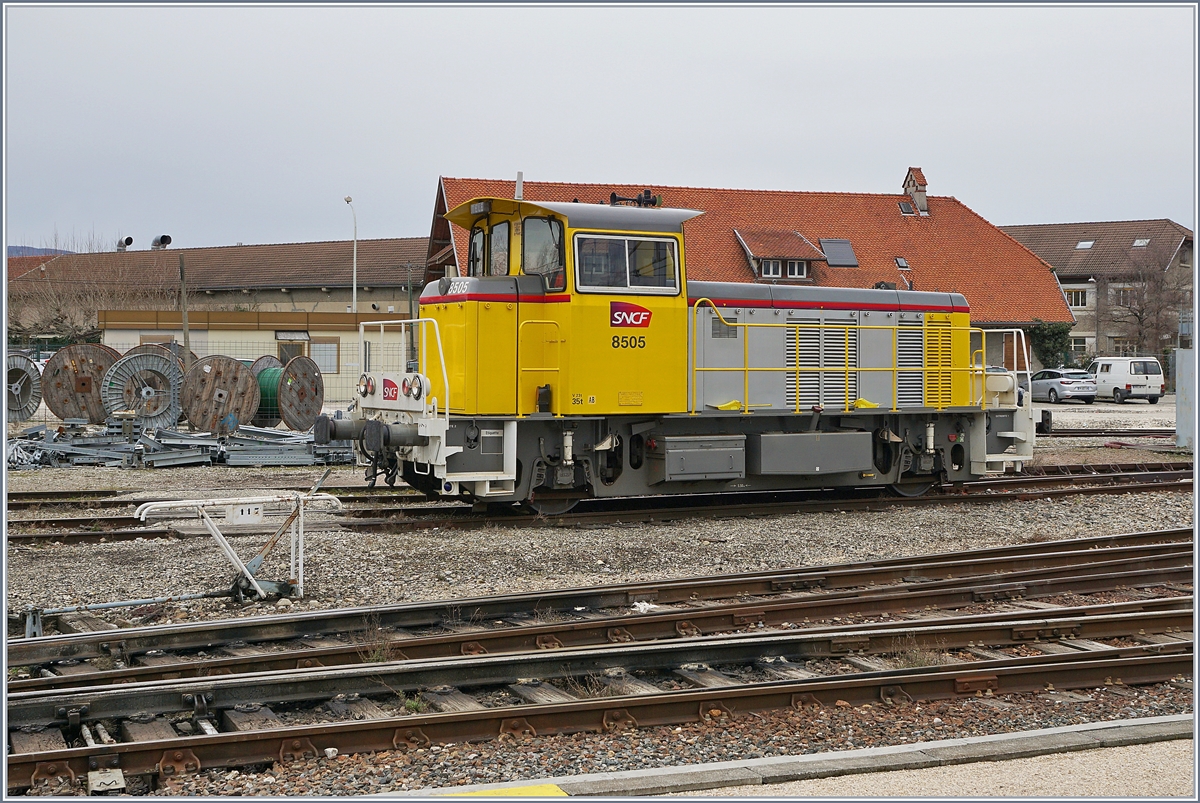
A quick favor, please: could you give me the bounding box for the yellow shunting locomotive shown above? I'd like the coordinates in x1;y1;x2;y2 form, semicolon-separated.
316;195;1035;513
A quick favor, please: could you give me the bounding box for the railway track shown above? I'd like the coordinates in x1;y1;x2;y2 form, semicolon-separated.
6;529;1191;686
8;526;1192;663
1038;428;1176;439
6;529;1192;792
4;462;1193;542
7;604;1191;791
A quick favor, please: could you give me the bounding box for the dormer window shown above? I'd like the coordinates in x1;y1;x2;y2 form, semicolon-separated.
761;259;782;278
898;202;915;215
1075;240;1094;250
786;260;807;279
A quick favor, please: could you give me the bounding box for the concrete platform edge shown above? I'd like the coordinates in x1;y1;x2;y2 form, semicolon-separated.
392;713;1193;797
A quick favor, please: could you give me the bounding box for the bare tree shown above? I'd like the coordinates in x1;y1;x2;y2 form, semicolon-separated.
1104;238;1191;355
7;233;182;343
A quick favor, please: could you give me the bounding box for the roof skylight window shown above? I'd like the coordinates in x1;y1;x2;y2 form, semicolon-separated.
898;202;915;215
1133;238;1150;247
895;257;910;270
1075;240;1094;250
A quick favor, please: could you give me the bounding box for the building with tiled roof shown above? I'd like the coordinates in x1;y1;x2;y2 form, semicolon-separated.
8;237;428;343
1001;219;1193;359
428;170;1072;330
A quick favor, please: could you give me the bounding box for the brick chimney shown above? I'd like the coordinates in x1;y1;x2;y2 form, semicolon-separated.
903;167;928;216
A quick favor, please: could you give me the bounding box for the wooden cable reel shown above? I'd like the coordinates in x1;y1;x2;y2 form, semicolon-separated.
181;355;260;435
123;343;195;370
276;355;324;431
101;352;184;430
6;354;43;423
251;355;284;428
41;344;121;424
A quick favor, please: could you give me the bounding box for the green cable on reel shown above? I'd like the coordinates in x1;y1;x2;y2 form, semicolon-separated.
256;366;283;426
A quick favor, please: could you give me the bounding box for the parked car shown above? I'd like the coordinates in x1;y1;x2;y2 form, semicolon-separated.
1029;368;1096;404
1085;357;1165;404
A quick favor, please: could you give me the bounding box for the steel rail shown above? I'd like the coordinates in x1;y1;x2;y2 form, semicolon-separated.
1039;428;1176;439
12;593;1191;693
341;477;1194;533
5;643;1191;790
6;469;1191;542
9;527;1192;665
7;609;1191;726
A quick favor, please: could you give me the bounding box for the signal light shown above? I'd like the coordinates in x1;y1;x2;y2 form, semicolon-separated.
402;378;412;397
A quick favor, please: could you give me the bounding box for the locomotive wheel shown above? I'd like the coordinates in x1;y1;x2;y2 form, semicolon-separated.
888;481;935;498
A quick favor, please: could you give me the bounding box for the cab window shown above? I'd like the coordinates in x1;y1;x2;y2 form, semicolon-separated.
489;221;510;276
522;217;565;290
468;227;486;277
575;235;678;295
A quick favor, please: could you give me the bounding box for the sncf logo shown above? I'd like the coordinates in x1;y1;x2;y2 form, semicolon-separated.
610;301;652;328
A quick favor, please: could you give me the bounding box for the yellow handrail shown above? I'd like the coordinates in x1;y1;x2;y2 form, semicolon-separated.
688;299;1028;414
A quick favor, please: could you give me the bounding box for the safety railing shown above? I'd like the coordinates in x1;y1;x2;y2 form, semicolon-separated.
689;299;1030;415
358;318;451;424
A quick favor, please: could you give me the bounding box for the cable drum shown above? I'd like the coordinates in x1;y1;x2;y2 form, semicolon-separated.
255;366;283;428
181;355;260;435
6;354;43;423
277;356;324;431
41;344;121;424
100;352;184;430
250;355;283;376
123;342;197;371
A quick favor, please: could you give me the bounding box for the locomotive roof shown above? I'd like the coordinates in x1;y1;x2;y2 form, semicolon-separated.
445;197;704;234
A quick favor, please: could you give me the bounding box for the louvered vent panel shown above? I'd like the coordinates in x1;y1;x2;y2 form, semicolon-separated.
821;323;858;407
785;321;857;409
924;321;953;408
897;323;924;407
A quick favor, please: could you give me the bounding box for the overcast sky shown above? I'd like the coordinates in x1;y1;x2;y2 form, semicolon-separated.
4;4;1196;252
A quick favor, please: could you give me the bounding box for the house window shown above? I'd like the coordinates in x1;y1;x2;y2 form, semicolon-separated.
278;341;306;364
898;202;915;215
1065;289;1087;308
786;260;807;279
310;337;340;374
1111;337;1136;356
761;259;782;278
1075;240;1094;250
1112;286;1136;307
1132;238;1150;248
1070;337;1087;355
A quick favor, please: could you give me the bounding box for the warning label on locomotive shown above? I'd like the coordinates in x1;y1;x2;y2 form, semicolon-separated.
610;301;652;328
617;391;644;406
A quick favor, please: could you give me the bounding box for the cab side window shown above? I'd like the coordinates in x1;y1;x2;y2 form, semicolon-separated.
489;221;510;276
468;227;486;278
523;217;565;290
575;235;679;295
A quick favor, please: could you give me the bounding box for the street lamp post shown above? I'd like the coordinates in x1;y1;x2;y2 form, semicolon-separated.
345;196;357;313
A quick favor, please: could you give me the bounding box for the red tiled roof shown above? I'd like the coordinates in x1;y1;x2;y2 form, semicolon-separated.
733;229;827;262
999;219;1193;281
437;177;1072;325
6;254;58;281
7;238;429;292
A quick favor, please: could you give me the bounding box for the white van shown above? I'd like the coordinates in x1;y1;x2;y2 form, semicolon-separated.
1085;357;1166;404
